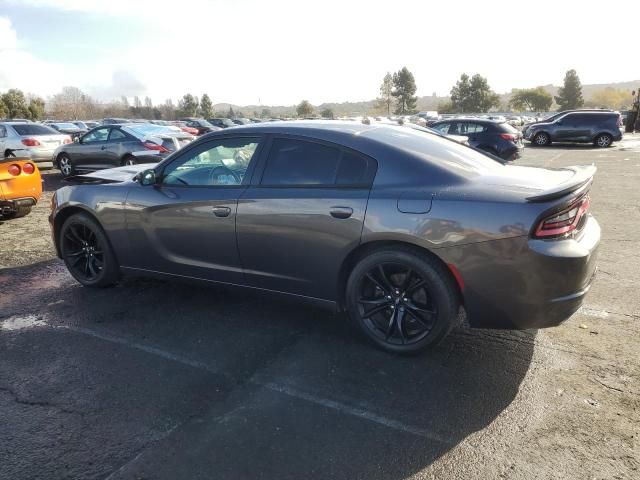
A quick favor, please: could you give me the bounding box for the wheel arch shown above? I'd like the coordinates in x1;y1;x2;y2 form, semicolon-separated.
53;205;111;259
592;131;613;142
336;239;464;311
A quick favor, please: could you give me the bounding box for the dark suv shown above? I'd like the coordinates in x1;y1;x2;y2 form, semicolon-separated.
430;118;523;161
525;111;623;147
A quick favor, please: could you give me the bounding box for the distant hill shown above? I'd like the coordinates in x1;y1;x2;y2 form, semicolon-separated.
212;80;640;116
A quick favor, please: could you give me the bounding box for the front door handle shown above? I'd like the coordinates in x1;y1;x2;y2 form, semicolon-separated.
212;206;231;217
330;206;353;219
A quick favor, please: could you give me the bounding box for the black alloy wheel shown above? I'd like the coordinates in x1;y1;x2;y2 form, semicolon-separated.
347;249;459;353
60;213;119;287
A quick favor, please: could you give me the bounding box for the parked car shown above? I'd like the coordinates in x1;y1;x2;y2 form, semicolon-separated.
49;122;87;139
232;118;252;125
171;121;200;136
522;109;614;138
0;122;72;169
179;118;221;135
0;153;42;219
524;111;623;147
50;121;599;353
53;123;194;177
430;119;523;161
101;118;129;125
207;117;237;129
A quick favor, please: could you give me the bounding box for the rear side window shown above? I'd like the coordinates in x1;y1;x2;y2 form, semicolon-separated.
463;123;486;134
497;122;519;133
12;124;58;135
108;129;127;141
261;138;375;187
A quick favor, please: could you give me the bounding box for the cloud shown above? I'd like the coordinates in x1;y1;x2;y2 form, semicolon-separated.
88;70;147;101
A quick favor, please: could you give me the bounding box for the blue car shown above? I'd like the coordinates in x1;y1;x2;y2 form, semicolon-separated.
430;118;524;161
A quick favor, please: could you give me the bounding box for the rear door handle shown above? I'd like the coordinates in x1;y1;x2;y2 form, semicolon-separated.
330;206;353;219
212;206;231;217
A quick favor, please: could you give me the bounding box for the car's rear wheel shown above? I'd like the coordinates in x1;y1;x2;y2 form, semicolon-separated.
59;213;119;287
533;132;550;146
57;153;75;177
594;133;612;148
346;249;459;354
5;205;32;219
122;155;136;166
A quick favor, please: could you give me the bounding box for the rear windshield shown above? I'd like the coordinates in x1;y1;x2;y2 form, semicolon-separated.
53;123;79;129
12;124;59;135
496;122;519;133
368;126;504;176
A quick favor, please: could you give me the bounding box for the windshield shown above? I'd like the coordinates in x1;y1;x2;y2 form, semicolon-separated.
12;124;59;135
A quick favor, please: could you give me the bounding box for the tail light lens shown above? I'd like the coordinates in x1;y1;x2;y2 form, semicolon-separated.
21;138;41;147
22;162;35;174
8;164;21;176
533;195;590;239
143;142;169;153
63;137;73;144
499;133;517;141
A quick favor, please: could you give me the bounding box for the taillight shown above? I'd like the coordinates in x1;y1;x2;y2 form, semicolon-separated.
63;137;72;144
533;196;590;239
7;164;21;176
143;142;169;153
499;133;517;141
22;162;35;174
21;138;41;147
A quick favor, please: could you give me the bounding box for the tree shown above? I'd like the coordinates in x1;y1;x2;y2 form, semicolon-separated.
28;97;46;120
320;107;334;119
226;107;235;118
296;100;314;117
260;108;271;118
391;67;417;114
121;96;129;108
0;99;7;118
555;69;584;110
1;89;30;118
378;72;393;116
587;88;630;110
509;87;553;112
450;73;500;113
200;94;213;118
50;86;96;119
178;93;199;117
159;99;176;120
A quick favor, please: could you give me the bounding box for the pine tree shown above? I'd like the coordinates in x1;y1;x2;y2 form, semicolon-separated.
391;67;418;114
555;70;584;110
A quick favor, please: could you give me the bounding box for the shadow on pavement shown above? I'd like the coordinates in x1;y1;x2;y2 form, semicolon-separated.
1;268;535;479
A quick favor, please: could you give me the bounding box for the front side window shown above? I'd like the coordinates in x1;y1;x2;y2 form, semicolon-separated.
83;128;110;143
162;137;260;186
261;138;341;186
433;123;450;134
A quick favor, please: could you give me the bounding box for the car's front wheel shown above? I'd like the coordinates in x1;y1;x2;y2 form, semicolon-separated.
346;248;460;354
57;153;75;177
532;132;551;146
122;155;136;166
59;212;119;287
594;133;612;148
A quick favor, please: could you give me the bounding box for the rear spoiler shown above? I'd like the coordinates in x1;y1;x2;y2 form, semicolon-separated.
526;165;596;203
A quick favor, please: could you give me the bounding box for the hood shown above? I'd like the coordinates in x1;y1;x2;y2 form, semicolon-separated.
437;165;596;203
67;163;157;184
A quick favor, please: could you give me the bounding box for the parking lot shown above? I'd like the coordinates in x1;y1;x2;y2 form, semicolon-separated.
1;138;639;479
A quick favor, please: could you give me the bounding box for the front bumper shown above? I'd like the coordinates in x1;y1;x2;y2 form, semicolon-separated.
436;215;601;329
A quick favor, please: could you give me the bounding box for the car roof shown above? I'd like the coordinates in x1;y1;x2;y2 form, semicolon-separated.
433;118;503;124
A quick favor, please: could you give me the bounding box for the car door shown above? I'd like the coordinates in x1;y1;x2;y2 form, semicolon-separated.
552;113;579;141
236;136;376;300
0;125;7;154
124;135;263;284
104;127;131;166
462;122;487;148
73;127;111;169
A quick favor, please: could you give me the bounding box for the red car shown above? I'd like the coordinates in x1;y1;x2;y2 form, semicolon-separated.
171;121;199;136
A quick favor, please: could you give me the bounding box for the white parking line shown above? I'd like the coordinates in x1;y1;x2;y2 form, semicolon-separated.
54;324;449;443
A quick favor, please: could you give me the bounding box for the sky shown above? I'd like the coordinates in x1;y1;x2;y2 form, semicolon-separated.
1;0;638;106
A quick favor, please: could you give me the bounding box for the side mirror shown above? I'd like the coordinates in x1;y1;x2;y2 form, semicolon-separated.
74;136;80;143
138;169;157;186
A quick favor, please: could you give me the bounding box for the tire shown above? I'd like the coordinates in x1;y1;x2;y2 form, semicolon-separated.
59;212;119;288
346;248;460;354
5;205;32;219
4;150;15;158
594;133;612;148
57;153;75;177
122;155;137;166
532;132;550;146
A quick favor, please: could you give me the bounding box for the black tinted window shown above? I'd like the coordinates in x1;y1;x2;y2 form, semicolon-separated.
262;139;340;186
336;151;374;186
108;129;127;141
12;124;58;135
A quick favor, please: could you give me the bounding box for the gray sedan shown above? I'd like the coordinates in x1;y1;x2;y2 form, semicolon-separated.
49;122;600;353
0;122;72;168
